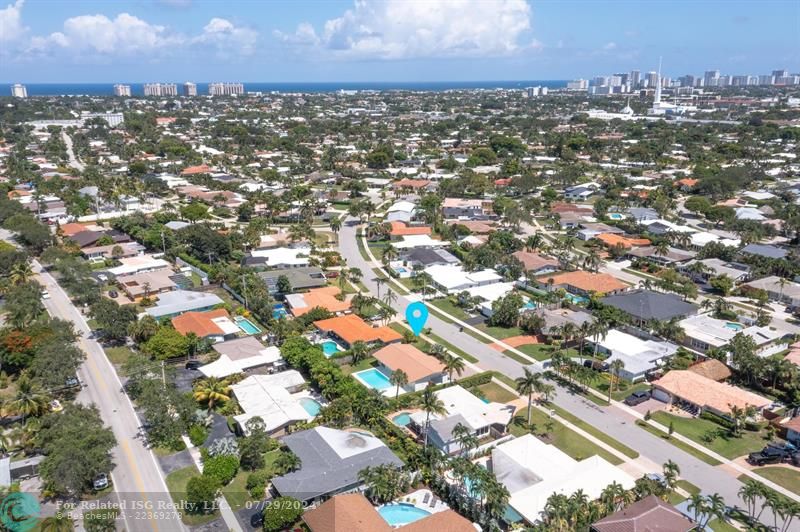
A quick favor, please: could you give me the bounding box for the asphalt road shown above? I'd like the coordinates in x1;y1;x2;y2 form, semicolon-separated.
35;261;185;532
61;130;85;172
337;220;790;521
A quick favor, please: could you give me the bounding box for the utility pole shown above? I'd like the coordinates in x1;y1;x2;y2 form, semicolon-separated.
161;231;166;255
161;361;166;389
241;274;248;309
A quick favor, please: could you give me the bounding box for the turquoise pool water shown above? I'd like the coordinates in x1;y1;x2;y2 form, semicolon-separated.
234;316;261;334
725;322;744;331
608;213;624;220
354;368;393;390
564;293;589;305
392;413;412;426
299;397;321;416
272;305;287;320
378;504;431;526
523;300;538;310
320;340;343;357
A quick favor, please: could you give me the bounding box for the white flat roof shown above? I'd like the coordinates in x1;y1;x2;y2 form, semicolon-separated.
435;385;513;431
200;346;282;378
393;235;447;249
249;246;311;265
231;370;312;434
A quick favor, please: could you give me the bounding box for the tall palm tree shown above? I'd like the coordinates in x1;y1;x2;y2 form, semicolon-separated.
662;460;680;491
329;217;342;235
389;369;408;401
10;377;49;422
452;422;478;457
515;368;542;427
8;262;34;286
590;319;610;357
192;377;231;412
420;384;446;446
576;321;593;363
688;494;709;528
442;354;465;382
374;277;386;299
39;514;74;532
525;233;544;252
350;341;369;365
383;289;398;308
609;359;626;401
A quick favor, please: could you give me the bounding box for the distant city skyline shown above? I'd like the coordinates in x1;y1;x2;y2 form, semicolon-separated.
1;0;798;83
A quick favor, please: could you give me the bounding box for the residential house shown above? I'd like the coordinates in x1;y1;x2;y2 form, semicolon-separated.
424;264;502;293
782;416;800;446
627;246;696;266
117;269;176;300
590;329;679;381
741;276;800;307
564;184;597;201
372;343;447;392
512;250;559;276
81;241;144;262
493;434;635;526
285;286;350;317
679;258;751;283
257;267;327;293
230;370;314;435
407;385;514;455
398;248;460;269
591;495;696;532
313;314;402;349
145;290;224;320
600;290;697;327
388;221;431;240
679;314;788;358
246;245;312;268
687;359;732;382
385;200;417;223
68;229;132;249
171;308;240;343
442;198;494;220
199;337;283;378
652;370;772;417
739;244;790;261
271;427;404;505
594;233;651;250
107;255;171;277
576;223;625;241
539;271;629;297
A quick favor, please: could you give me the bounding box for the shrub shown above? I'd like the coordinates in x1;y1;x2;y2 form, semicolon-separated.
189;425;208;447
262;496;303;532
185;475;220;514
246;470;269;498
207;436;239;457
203;454;239;486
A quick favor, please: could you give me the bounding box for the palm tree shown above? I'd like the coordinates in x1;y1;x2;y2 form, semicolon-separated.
329;217;342;235
9;377;49;422
350;340;369;366
8;262;34;286
383;289;398;308
590;319;610;357
452;422;478;457
442;354;465;382
576;321;593;363
382;244;398;266
374;277;386;299
688;494;709;528
192;377;231;412
609;359;626;401
662;460;680;491
390;369;408;401
420;384;446;446
525;233;544;252
516;368;542;427
39;514;74;532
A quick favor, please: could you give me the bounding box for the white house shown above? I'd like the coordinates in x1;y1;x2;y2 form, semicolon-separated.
590;329;679;381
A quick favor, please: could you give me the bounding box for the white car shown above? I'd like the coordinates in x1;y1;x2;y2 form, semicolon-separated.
41;290;50;300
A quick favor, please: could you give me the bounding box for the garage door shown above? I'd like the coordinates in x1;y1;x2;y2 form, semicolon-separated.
652;388;671;403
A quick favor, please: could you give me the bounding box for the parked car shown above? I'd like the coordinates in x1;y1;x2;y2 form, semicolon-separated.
41;290;50;300
185;360;202;370
250;510;264;528
92;473;110;491
624;390;651;406
65;376;80;388
748;444;798;466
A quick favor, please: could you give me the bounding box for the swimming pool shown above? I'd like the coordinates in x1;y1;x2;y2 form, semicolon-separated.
725;322;744;331
523;300;538;310
354;368;393;390
299;397;321;416
320;340;343;357
564;293;589;305
234;316;261;335
608;213;625;220
392;413;412;426
378;504;431;526
272;305;288;320
395;267;408;274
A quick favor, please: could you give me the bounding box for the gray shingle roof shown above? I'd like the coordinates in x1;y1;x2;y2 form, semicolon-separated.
601;290;697;321
272;427;403;502
740;244;789;260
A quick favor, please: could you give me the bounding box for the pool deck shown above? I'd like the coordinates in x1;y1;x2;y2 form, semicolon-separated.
382;488;450;520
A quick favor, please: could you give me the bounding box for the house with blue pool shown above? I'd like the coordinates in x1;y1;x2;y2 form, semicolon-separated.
271;427;403;506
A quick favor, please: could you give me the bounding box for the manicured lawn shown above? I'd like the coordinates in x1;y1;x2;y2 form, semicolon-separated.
510;407;623;465
549;404;639;459
473;382;518;403
585;372;651;402
425;332;478;363
165;466;219;526
105;346;136;366
749;466;800;495
476;323;524;340
709;519;739;532
677;479;701;495
341;356;377;375
511;344;579;362
220;471;253;511
635;420;722;466
429;298;473;322
651;412;767;460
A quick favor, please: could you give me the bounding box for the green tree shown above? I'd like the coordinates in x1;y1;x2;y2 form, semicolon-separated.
262;497;303;531
185;475;220;515
180;202;209;223
38;404;116;497
488;292;523;328
516;368;542;427
142;327;192;360
421;384;446;446
90;298;138;343
390;369;408;401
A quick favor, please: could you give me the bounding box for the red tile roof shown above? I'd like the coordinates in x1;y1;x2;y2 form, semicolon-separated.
313;314;402;345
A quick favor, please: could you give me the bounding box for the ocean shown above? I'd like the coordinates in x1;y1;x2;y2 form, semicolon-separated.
2;80;568;97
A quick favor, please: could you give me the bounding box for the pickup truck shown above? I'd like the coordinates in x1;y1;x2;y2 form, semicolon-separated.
748;445;799;466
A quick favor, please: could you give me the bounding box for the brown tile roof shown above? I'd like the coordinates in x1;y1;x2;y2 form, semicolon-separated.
373;343;445;382
654;370;771;414
303;494;391;532
393;178;431;189
288;286;351;316
688;359;732;382
513;250;559;272
541;270;628;295
181;164;212;176
591;495;695;532
59;222;89;237
390;221;432;236
400;510;475;532
449;220;496;234
595;233;651;249
314;314;402;346
172;308;230;337
782;416;800;433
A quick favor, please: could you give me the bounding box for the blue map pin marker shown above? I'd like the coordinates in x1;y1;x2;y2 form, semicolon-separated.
406;301;429;336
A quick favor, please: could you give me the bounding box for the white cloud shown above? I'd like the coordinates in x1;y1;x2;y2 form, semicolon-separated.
51;13;179;54
603;41;617;50
0;0;27;43
276;0;535;60
194;17;258;56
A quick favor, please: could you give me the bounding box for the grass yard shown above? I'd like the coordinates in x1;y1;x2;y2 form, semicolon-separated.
748;467;800;495
341;356;377;375
635;420;722;466
473;381;518;403
549;404;639;459
220;471;253;511
425;332;478;363
429;298;473;322
165;466;219;526
651;412;767;460
510;407;623;465
105;346;136;366
709;519;739;532
585;372;652;402
476;323;525;340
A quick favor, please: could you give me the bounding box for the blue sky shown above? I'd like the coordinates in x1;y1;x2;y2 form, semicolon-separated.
0;0;797;82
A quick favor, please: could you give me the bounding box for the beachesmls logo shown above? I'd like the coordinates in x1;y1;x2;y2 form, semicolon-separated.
0;492;40;531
